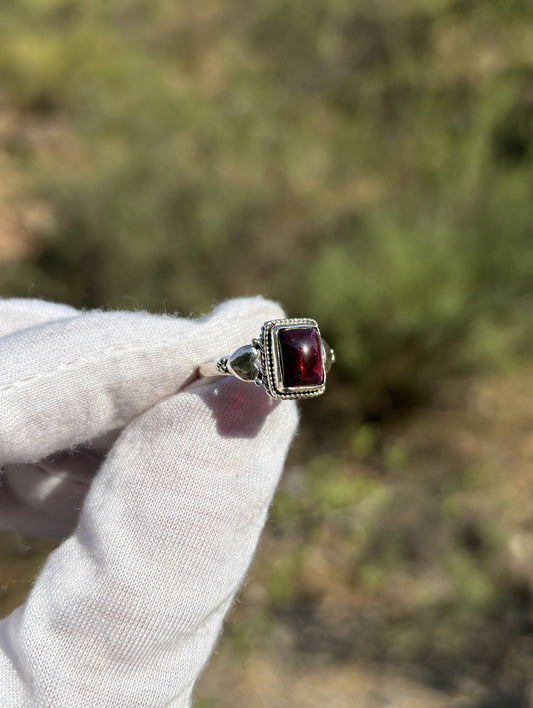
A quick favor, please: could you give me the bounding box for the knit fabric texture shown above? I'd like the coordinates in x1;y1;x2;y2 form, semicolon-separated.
0;296;298;706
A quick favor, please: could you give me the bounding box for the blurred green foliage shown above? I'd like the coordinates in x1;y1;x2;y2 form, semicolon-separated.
2;0;533;414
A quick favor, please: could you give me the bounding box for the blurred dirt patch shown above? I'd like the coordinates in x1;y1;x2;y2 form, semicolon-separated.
197;654;451;708
1;368;533;706
196;367;533;706
0;107;69;266
0;159;33;264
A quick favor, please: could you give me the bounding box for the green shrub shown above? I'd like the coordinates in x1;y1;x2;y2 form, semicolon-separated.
3;0;533;413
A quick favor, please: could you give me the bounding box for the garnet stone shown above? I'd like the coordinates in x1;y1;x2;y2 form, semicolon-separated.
277;326;324;389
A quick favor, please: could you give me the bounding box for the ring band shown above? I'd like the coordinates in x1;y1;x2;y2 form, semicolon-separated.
198;318;334;400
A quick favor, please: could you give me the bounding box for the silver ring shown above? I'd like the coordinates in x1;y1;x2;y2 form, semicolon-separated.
198;318;335;400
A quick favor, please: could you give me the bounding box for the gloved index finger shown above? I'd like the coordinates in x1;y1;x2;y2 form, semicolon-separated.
0;296;285;465
0;297;78;337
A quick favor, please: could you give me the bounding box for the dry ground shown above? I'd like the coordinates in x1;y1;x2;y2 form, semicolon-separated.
1;366;532;705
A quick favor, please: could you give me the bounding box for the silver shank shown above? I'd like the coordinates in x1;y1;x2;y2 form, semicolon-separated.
198;358;228;378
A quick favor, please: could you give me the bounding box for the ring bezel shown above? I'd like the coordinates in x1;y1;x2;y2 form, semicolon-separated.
260;318;327;400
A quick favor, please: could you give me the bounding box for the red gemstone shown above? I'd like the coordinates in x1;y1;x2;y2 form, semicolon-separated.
277;327;324;388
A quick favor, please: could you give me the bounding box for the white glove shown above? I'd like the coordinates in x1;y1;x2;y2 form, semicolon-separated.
0;296;299;707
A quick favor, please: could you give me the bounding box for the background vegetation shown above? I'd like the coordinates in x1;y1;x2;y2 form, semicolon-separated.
2;0;533;705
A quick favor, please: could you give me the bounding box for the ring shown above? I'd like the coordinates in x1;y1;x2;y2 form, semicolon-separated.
198;318;335;400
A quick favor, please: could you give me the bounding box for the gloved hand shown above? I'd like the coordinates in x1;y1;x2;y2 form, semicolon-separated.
0;296;298;707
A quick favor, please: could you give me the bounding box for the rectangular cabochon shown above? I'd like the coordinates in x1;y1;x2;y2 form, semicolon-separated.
277;326;324;389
